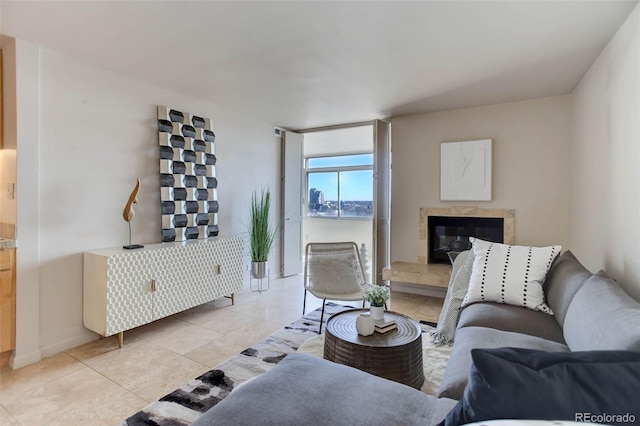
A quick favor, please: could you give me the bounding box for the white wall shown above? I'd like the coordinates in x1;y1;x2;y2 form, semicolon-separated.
4;37;44;368
8;38;282;366
572;5;640;301
391;95;573;263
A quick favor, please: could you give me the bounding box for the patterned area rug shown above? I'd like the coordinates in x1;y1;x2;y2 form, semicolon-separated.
120;304;448;425
120;303;353;425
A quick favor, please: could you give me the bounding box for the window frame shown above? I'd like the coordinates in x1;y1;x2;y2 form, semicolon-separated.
305;152;374;220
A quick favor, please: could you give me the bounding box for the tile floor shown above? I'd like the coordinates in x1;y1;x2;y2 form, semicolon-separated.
0;275;443;425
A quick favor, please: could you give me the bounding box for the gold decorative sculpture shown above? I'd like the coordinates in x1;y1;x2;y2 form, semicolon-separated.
123;178;141;222
123;178;144;250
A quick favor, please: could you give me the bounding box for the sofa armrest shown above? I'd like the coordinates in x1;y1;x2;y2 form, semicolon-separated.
192;353;457;426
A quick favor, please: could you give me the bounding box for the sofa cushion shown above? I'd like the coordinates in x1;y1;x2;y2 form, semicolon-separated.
563;271;640;352
444;348;640;426
437;326;569;400
192;353;458;426
543;250;592;327
456;302;565;344
462;238;560;314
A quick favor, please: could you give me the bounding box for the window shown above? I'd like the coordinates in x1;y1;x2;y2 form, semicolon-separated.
306;154;373;218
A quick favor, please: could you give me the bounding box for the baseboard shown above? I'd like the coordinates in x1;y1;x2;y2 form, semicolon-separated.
40;332;97;359
10;348;43;369
391;282;447;299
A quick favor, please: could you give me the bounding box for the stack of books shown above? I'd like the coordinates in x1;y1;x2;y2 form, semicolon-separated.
374;317;397;334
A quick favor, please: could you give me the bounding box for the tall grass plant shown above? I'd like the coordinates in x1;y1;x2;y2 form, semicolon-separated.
249;188;278;263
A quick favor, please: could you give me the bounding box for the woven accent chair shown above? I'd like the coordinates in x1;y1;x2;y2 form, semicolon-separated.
303;241;369;334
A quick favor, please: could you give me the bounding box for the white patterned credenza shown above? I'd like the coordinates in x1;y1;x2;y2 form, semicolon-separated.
83;237;243;346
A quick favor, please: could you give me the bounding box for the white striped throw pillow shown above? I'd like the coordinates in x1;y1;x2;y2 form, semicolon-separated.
462;238;560;314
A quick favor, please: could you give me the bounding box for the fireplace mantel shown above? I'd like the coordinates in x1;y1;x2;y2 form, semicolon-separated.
418;207;515;264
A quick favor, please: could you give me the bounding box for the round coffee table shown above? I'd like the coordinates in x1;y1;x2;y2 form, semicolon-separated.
324;309;424;389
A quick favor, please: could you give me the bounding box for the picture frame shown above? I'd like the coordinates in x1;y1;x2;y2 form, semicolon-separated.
440;139;492;201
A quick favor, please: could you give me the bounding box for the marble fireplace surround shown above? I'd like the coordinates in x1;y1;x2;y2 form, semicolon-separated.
418;206;515;264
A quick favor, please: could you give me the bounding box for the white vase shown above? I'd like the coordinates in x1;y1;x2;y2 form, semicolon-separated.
356;313;375;336
369;305;385;321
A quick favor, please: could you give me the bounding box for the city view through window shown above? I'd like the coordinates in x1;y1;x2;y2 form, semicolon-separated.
307;154;373;218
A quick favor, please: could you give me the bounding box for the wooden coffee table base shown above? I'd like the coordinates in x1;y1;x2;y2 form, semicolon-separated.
324;309;424;389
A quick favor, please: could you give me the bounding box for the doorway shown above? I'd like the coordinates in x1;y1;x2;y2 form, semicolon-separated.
282;121;390;285
303;125;375;281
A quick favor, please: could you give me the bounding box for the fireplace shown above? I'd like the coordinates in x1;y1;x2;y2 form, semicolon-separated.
428;216;503;263
418;207;515;264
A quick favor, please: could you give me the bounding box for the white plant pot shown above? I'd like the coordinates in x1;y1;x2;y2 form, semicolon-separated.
355;313;375;336
369;305;385;321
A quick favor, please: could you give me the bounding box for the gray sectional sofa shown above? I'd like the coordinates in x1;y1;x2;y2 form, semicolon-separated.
439;251;640;401
192;250;640;426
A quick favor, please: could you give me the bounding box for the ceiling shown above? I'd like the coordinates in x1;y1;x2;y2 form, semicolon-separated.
1;1;637;129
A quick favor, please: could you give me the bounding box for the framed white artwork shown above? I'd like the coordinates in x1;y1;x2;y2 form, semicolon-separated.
440;139;492;201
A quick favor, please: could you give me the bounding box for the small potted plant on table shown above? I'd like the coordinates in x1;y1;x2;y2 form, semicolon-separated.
364;285;390;321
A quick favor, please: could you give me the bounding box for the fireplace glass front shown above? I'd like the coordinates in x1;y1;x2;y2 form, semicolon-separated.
428;216;503;263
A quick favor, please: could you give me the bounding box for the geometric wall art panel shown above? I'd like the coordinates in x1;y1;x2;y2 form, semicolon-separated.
157;106;219;242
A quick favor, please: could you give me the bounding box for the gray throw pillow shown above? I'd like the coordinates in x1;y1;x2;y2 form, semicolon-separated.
543;250;592;327
563;271;640;351
431;250;474;346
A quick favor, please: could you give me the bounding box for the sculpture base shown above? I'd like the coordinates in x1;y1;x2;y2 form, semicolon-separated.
123;244;144;250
